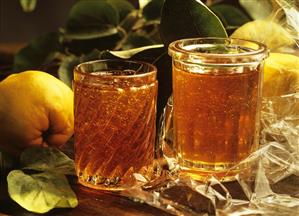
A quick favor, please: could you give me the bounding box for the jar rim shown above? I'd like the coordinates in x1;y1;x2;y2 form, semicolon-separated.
168;37;269;63
74;59;157;79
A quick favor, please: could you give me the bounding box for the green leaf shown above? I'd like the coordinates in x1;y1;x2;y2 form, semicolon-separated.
210;4;251;32
63;0;134;40
13;32;61;71
64;33;122;55
58;55;80;87
19;0;37;12
7;170;78;214
239;0;272;20
118;10;140;32
65;0;119;39
107;0;135;21
160;0;227;47
20;147;75;175
62;27;119;40
108;44;164;59
142;0;164;20
121;33;154;50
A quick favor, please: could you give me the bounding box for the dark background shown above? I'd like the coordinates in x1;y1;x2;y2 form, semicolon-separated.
0;0;140;69
0;0;76;43
0;0;241;43
0;0;242;68
0;0;141;43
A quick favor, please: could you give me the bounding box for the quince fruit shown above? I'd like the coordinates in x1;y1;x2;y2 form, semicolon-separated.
0;71;74;156
263;53;299;97
231;20;294;51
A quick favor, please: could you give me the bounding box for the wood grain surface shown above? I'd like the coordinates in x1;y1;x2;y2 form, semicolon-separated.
0;180;171;216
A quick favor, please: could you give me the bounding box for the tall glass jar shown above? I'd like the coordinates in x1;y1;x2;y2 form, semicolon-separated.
168;38;268;181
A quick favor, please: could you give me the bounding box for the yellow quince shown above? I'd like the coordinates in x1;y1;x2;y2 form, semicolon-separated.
0;71;74;156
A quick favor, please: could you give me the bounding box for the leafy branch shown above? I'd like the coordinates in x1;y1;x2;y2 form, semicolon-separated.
14;0;258;126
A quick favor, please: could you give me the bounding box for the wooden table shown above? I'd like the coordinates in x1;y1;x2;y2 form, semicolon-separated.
0;143;171;215
4;176;298;216
0;180;171;216
1;143;299;216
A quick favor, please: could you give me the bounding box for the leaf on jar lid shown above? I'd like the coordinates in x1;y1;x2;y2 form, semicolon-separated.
7;170;78;214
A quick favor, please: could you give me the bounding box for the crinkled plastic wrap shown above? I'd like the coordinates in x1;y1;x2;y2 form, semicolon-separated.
121;93;299;216
121;1;299;214
276;0;299;44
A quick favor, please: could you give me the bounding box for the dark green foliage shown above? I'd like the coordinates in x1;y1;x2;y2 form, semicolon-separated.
160;0;227;47
211;4;250;35
13;32;61;71
143;0;165;20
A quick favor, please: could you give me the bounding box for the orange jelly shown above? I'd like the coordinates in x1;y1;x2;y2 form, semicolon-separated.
74;60;157;190
169;38;268;180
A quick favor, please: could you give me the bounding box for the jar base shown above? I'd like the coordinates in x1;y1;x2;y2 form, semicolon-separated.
78;176;125;191
178;159;241;182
